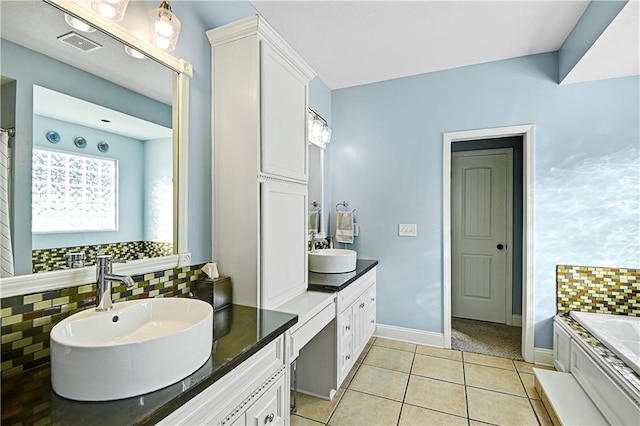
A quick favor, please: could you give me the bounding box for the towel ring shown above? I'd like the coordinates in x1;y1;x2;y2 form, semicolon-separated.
335;201;356;213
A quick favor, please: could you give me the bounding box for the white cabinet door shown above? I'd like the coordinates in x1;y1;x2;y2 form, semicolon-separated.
260;42;308;182
261;181;308;308
365;283;377;338
245;374;286;426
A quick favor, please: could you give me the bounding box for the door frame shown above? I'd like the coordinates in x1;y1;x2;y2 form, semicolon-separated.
443;124;534;363
451;148;513;325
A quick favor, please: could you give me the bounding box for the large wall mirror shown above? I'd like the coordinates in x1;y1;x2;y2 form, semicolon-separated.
308;110;328;238
0;0;191;296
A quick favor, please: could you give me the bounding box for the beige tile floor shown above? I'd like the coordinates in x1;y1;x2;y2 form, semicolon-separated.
291;337;555;426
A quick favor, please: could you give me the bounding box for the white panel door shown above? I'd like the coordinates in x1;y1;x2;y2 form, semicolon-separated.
451;149;511;323
260;42;308;182
261;181;308;309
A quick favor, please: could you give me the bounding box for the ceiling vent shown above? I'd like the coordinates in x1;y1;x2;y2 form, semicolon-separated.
57;32;102;53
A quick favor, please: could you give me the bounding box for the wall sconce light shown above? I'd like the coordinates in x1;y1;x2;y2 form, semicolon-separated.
64;13;96;33
149;0;181;51
91;0;130;22
308;109;332;145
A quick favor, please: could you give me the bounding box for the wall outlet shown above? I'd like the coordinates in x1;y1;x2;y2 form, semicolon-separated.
399;223;417;237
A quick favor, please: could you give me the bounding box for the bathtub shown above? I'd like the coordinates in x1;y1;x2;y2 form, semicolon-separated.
570;311;640;376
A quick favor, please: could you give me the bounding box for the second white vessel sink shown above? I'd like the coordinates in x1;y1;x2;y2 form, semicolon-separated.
51;297;213;401
309;249;357;273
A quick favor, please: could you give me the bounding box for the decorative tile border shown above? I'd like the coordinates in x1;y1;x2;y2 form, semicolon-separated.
32;241;174;273
556;265;639;316
0;263;203;379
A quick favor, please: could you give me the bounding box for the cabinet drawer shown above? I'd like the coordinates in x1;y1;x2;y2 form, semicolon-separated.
290;299;335;360
158;336;284;425
339;340;354;384
339;308;353;343
338;269;376;312
245;374;286;426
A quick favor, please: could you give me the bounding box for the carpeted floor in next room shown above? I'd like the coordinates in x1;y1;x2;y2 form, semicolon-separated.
451;317;523;361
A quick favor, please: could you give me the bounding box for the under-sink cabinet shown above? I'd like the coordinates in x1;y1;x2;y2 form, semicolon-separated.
207;16;315;310
158;335;288;425
336;268;377;386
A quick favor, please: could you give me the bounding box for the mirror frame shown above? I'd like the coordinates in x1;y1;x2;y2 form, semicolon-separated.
308;138;326;237
0;0;192;297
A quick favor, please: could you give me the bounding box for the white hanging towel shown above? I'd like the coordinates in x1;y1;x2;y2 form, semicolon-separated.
1;131;14;277
308;210;319;234
335;210;354;244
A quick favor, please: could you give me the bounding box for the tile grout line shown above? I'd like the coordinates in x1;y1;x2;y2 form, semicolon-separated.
514;359;545;426
395;343;418;425
462;352;471;425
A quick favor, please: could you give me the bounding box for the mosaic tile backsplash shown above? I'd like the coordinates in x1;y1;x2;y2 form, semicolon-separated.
557;264;640;315
32;241;173;273
1;263;203;379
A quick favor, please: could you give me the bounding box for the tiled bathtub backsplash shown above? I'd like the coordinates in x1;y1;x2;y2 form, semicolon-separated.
32;241;173;273
0;264;203;379
557;264;640;315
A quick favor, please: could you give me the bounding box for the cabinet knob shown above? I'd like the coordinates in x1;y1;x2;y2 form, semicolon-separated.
345;325;351;331
360;302;365;308
371;297;375;302
371;319;375;323
346;355;351;360
265;413;275;424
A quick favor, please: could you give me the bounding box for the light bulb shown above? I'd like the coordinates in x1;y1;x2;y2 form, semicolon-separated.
321;125;332;144
155;14;174;37
155;36;171;50
125;46;146;59
97;3;116;19
64;14;96;33
311;118;323;139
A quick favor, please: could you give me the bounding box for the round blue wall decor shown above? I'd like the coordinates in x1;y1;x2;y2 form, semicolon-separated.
46;131;61;144
74;137;87;148
97;141;109;153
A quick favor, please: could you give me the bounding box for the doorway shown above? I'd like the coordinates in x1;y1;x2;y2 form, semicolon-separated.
442;125;534;363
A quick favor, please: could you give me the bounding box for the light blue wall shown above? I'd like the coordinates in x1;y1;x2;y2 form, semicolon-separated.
330;52;640;349
559;0;627;82
143;137;173;242
0;39;171;275
32;115;144;249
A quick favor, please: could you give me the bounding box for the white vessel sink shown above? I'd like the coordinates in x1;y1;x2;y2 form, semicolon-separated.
51;297;213;401
309;249;357;273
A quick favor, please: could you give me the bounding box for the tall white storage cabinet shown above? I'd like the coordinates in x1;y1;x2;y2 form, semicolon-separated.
207;16;316;309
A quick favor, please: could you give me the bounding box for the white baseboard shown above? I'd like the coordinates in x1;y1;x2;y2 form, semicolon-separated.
534;348;554;366
512;315;522;327
374;324;444;348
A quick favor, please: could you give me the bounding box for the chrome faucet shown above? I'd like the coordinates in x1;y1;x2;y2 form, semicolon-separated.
95;255;136;311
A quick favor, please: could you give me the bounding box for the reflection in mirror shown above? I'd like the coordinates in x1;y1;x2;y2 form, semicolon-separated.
31;86;173;273
0;0;177;278
308;143;324;236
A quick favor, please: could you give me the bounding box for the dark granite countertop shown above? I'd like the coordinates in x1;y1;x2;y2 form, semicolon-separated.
1;304;297;426
308;259;378;292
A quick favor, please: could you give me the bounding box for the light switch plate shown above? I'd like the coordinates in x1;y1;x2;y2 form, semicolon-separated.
399;223;417;237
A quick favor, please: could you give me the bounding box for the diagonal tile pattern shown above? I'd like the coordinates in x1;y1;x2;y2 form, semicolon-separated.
293;337;554;426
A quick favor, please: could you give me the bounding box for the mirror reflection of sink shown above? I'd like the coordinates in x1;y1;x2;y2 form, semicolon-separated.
51;298;213;401
309;249;357;273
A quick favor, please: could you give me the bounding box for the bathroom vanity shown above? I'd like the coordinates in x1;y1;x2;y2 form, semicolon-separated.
0;305;297;425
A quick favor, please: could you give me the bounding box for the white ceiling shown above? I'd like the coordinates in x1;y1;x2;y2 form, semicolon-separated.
33;86;172;141
251;0;628;90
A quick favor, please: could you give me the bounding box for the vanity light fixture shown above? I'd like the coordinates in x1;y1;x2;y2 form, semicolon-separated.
308;109;332;145
149;0;181;51
124;46;146;59
64;13;96;33
320;124;332;144
91;0;130;22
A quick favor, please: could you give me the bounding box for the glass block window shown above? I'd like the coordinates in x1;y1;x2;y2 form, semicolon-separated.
32;148;118;233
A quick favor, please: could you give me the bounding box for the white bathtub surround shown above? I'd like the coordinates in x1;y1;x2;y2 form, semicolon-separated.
548;315;640;425
570;311;640;376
